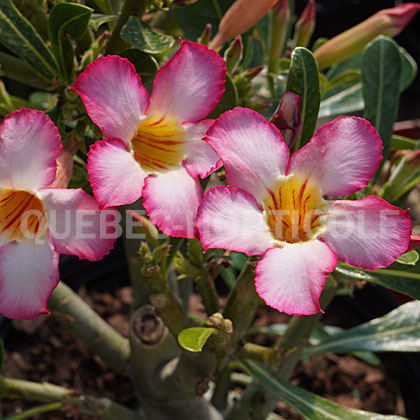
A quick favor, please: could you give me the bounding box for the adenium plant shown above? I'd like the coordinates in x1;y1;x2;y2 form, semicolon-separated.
0;1;419;420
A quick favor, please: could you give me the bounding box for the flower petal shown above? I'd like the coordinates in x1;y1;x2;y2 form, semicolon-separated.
142;166;202;238
407;232;420;252
287;116;383;196
0;109;61;191
255;241;337;315
197;186;276;255
322;196;412;270
205;107;289;202
39;188;117;261
0;240;59;320
148;40;226;123
87;138;146;209
72;55;149;143
183;120;222;178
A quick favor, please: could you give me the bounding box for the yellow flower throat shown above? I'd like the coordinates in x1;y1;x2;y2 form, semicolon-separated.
131;115;187;172
0;189;46;241
264;174;326;244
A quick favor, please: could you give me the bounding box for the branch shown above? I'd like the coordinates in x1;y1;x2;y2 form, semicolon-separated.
139;242;190;337
129;306;222;420
47;282;130;376
224;276;338;420
223;260;260;351
0;377;145;420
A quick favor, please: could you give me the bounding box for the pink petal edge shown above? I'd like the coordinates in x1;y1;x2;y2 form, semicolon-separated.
148;40;227;123
196;185;276;256
0;108;62;191
322;195;412;270
204;107;289;203
255;241;337;315
87;138;146;209
287;116;383;197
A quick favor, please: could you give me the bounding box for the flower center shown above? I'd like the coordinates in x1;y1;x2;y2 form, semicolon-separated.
0;189;47;242
264;174;326;243
130;115;187;172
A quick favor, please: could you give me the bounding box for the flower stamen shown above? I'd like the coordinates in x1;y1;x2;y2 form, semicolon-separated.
264;175;326;243
0;189;47;241
131;115;187;172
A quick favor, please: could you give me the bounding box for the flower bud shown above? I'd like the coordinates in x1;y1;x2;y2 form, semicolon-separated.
198;23;212;45
407;232;420;252
314;3;420;70
49;140;79;188
294;0;316;48
270;91;302;149
383;149;420;202
209;0;278;49
127;210;159;245
224;35;243;74
273;0;289;19
268;0;290;74
234;65;264;97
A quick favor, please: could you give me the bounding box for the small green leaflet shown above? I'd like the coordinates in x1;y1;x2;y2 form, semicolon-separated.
178;327;217;352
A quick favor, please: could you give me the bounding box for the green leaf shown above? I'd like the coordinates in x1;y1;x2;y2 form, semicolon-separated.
230;251;247;271
327;53;362;80
247;324;380;366
0;0;57;78
120;16;174;55
208;72;238;118
396;250;419;266
246;360;408;420
326;70;361;94
391;134;418;151
48;3;93;81
241;36;264;70
220;266;236;289
119;49;159;85
88;13;117;31
335;262;420;300
307;301;420;355
178;327;217;352
176;0;235;41
286;47;320;151
319;83;364;118
399;47;417;93
362;36;401;168
0;338;4;374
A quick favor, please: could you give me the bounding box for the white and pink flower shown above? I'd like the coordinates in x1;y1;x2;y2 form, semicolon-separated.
0;109;116;320
197;107;412;315
72;40;226;238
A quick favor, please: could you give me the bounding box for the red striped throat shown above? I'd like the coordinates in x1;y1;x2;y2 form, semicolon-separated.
264;175;326;244
130;115;188;172
0;189;47;242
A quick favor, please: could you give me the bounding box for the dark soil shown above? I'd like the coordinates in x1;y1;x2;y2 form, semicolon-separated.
0;277;417;419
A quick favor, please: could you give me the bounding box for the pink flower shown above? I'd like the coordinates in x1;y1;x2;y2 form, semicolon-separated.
315;3;420;69
197;107;412;315
0;109;117;320
72;41;226;238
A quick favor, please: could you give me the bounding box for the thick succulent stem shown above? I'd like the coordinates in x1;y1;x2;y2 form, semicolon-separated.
129;306;222;420
0;377;145;420
48;282;130;376
225;276;338;420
